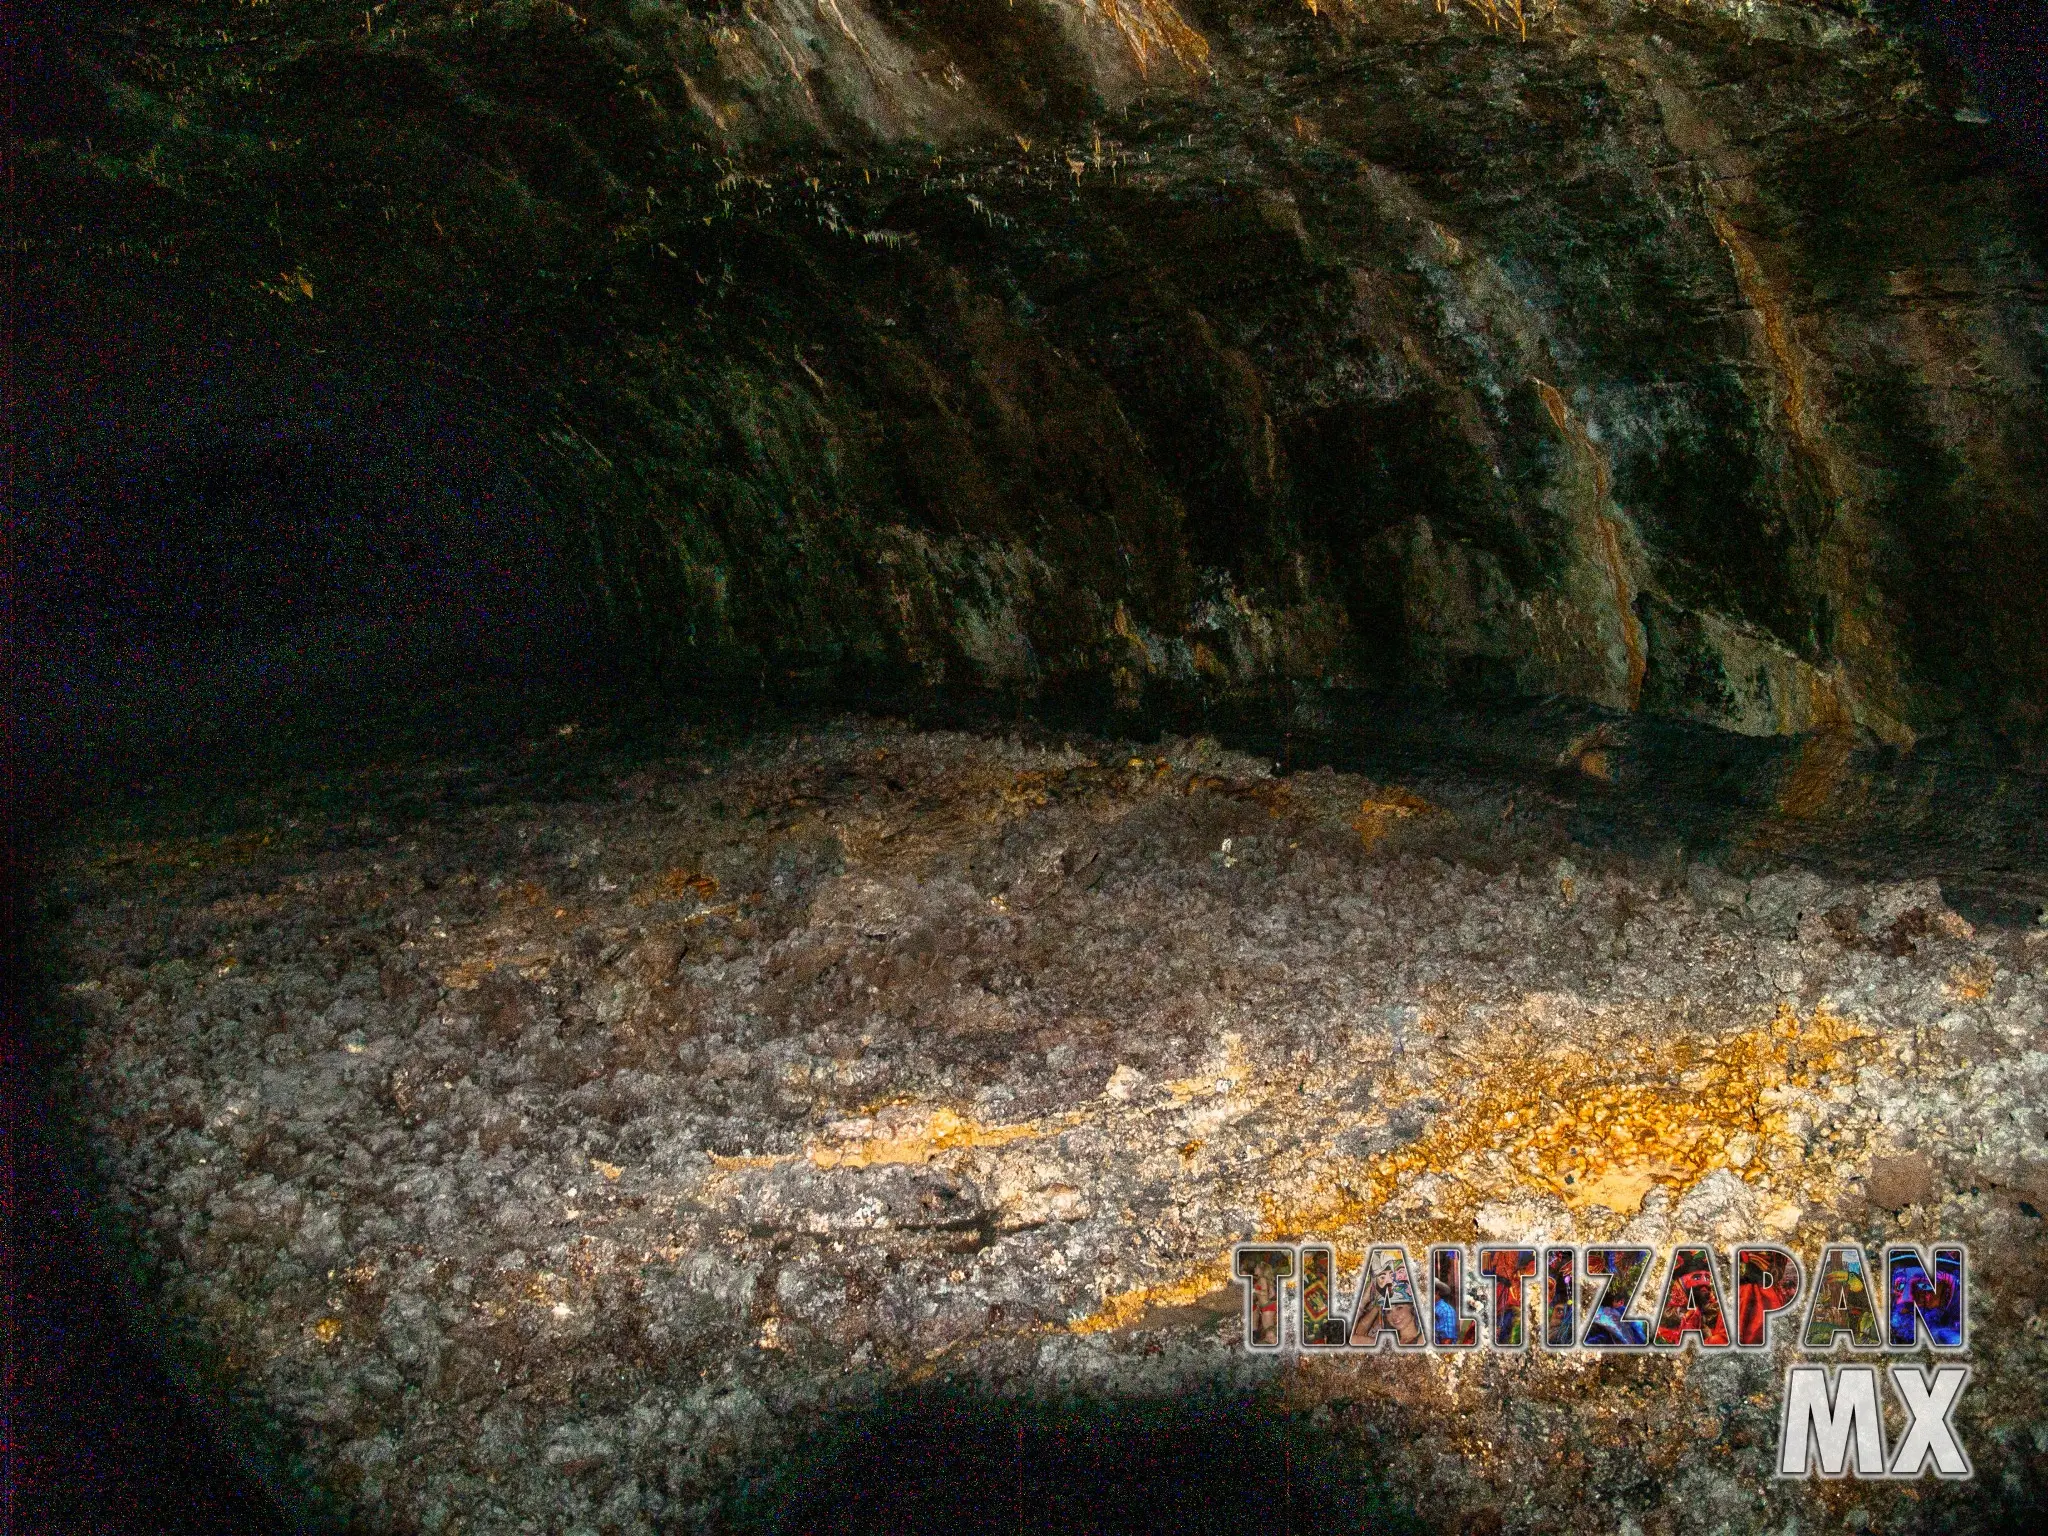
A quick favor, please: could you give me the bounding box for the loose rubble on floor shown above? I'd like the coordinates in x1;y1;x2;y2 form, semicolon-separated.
45;719;2048;1532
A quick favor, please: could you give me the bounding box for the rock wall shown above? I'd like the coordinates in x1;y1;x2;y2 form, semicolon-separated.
21;0;2048;753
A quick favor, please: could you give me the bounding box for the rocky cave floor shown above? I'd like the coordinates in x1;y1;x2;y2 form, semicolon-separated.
37;713;2048;1533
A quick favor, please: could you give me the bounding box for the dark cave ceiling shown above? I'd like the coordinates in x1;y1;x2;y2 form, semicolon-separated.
18;0;2048;758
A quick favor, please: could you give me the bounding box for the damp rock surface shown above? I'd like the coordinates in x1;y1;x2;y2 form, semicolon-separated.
24;0;2048;760
48;719;2048;1532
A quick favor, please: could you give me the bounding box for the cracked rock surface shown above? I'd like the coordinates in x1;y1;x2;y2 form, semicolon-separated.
25;0;2048;759
44;718;2048;1531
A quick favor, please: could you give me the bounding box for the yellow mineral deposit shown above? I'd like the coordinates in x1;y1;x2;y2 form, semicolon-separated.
805;1104;1089;1169
1075;1002;1878;1335
1284;1001;1874;1236
1351;787;1437;850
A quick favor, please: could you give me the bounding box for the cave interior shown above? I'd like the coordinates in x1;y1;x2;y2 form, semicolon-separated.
13;0;2048;1532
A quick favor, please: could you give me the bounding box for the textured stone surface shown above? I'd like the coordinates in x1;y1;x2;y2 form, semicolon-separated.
20;0;2048;755
1865;1149;1936;1211
45;719;2048;1531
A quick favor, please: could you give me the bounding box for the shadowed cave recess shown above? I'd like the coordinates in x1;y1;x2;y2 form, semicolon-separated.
13;0;2048;1532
